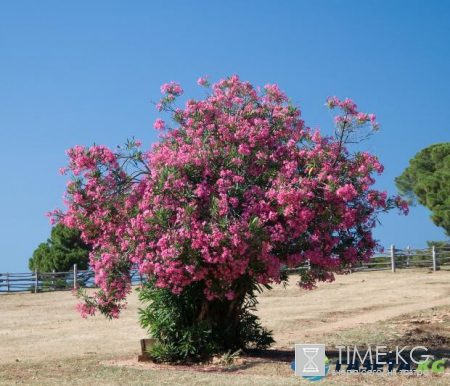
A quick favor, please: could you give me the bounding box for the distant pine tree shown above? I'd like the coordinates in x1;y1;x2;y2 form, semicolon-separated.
427;240;450;249
396;142;450;236
29;224;91;272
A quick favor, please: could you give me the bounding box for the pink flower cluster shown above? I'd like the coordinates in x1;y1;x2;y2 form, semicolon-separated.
51;75;408;318
326;96;380;132
156;82;183;111
197;75;210;86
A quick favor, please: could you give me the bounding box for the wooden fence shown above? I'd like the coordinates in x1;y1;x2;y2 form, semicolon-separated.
351;245;450;272
0;265;143;294
285;246;450;274
1;246;449;294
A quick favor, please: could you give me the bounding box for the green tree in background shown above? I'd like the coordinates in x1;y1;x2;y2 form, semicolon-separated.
396;142;450;236
427;240;450;248
29;223;91;272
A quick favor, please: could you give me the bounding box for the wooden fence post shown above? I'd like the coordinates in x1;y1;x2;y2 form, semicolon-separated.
432;246;437;271
6;272;9;292
406;245;410;267
35;269;38;293
73;264;78;289
391;244;396;272
52;269;55;289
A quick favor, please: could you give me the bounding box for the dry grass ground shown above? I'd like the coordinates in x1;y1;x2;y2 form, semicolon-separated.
1;268;450;385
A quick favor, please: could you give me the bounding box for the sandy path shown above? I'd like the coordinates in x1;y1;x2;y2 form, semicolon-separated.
256;269;450;345
0;269;449;364
305;296;450;334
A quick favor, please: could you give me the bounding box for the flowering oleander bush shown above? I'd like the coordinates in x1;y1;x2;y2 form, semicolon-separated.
50;75;408;360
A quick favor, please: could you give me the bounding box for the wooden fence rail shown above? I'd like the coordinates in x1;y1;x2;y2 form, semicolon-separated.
349;245;450;272
0;265;144;294
1;246;449;294
286;246;450;273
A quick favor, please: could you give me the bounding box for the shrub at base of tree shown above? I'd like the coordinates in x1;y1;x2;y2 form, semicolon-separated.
138;278;275;362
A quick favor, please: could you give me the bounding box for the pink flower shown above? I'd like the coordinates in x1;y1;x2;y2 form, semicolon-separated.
160;82;183;96
197;75;210;86
336;184;358;201
75;303;96;318
153;118;165;130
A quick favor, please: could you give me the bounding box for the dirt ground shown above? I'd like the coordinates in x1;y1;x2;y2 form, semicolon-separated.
1;269;450;385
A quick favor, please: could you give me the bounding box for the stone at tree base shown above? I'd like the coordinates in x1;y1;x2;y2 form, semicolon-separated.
138;338;158;362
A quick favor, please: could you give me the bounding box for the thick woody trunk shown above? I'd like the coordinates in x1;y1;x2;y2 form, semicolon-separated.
195;281;249;350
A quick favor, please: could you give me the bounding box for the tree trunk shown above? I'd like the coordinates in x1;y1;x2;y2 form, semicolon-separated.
195;280;249;351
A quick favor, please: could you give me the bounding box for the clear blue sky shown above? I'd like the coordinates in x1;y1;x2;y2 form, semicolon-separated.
0;1;448;272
